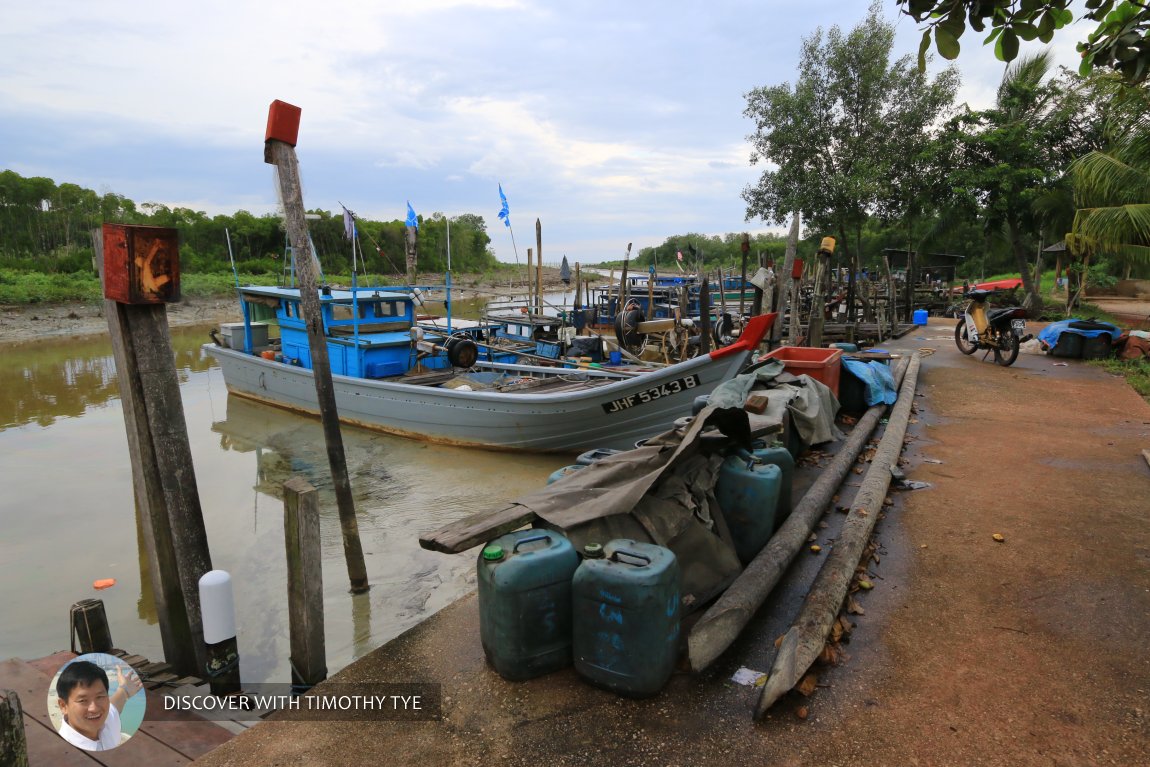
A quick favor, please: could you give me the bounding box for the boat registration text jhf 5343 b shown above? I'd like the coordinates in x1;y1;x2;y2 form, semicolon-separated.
601;375;700;414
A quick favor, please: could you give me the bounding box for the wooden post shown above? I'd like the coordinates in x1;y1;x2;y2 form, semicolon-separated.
780;213;800;343
808;252;829;348
574;262;582;334
698;279;712;354
619;243;632;312
756;353;922;718
535;218;543;316
284;478;327;689
404;225;418;286
526;247;533;309
0;690;28;767
740;234;750;316
70;599;113;654
101;242;209;676
266;137;369;594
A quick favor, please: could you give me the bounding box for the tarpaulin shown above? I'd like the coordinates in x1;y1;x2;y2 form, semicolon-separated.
842;359;898;407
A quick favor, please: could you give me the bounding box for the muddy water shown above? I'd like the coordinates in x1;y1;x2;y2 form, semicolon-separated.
0;324;570;683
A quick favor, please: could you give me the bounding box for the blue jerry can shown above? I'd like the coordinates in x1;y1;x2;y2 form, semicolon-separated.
715;456;782;565
573;539;681;698
477;530;580;681
547;464;585;484
751;442;795;523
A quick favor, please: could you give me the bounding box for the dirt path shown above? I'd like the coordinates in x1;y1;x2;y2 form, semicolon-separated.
179;319;1150;765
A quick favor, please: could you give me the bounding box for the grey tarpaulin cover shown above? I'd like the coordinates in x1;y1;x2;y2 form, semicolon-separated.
710;359;843;447
523;408;747;609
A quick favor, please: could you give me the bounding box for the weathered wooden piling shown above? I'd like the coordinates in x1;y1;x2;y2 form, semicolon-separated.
69;599;113;655
265;100;369;594
0;689;28;767
100;226;211;676
284;477;327;690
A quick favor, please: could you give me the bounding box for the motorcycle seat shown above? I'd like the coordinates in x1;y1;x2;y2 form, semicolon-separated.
987;307;1018;321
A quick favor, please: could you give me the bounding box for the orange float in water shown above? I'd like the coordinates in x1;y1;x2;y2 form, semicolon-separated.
93;578;117;590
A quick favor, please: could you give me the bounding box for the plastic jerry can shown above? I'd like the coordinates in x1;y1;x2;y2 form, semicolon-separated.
547;464;585;484
573;540;681;698
575;448;623;466
477;530;580;681
715;456;782;565
750;441;795;523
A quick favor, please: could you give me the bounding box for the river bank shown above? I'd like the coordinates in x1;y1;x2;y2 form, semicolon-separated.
0;270;582;346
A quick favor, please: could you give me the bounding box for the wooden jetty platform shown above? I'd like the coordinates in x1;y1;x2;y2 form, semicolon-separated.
1;650;236;765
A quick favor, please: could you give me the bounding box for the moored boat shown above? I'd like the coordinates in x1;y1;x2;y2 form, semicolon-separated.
205;285;775;452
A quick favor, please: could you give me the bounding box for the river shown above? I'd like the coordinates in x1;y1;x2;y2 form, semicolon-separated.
0;317;572;684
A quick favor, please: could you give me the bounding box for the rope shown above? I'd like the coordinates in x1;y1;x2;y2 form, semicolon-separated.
917;347;936;357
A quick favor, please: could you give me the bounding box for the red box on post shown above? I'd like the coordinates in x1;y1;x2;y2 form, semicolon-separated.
103;224;180;304
265;99;302;146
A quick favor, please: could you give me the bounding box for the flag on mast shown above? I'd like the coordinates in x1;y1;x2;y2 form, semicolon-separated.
342;206;356;240
406;201;419;231
498;184;511;228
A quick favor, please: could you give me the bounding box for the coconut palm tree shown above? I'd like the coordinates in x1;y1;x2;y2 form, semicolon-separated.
1068;118;1150;269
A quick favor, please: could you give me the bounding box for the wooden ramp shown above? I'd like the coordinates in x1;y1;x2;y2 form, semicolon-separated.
2;651;234;766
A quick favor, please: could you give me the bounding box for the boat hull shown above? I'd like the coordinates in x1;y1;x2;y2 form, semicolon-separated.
204;315;773;452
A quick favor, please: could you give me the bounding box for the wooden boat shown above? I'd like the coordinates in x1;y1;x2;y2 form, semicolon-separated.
204;285;775;452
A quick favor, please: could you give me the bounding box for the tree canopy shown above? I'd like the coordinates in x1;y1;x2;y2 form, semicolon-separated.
0;170;498;276
742;1;959;266
899;0;1150;85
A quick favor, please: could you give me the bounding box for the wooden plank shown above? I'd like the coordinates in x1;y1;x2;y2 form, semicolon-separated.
20;715;96;767
138;662;172;676
120;656;147;668
419;504;537;554
0;659;188;766
135;688;233;759
25;652;77;677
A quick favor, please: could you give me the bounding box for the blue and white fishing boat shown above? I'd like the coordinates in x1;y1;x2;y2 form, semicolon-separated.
205;284;775;452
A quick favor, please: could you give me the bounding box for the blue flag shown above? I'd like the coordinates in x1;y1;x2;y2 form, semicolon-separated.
406;201;419;230
498;184;510;228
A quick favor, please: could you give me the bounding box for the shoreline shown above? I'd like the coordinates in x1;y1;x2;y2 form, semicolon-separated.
0;279;576;347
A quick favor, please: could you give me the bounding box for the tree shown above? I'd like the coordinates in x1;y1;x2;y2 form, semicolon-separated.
743;1;959;278
899;0;1150;85
1068;117;1150;266
944;51;1095;306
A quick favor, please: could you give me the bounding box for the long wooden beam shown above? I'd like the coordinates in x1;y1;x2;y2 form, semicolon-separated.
755;353;922;718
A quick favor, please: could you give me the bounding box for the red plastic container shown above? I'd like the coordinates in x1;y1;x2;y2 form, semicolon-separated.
761;346;843;397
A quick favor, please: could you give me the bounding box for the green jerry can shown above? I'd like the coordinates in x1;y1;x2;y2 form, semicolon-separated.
715;454;782;565
573;539;681;698
750;441;795;523
477;530;580;681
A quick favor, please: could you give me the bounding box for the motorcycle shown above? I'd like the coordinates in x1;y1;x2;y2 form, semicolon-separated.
954;289;1029;367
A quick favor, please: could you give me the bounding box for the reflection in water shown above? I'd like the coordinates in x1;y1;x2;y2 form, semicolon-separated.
0;327;214;430
0;321;570;684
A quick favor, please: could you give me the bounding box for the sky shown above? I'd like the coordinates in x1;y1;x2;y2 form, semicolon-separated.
0;1;1083;266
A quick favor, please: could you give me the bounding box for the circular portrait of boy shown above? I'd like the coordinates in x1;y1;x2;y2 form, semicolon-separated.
47;653;145;751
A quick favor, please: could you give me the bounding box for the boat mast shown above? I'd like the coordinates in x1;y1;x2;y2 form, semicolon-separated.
446;215;452;335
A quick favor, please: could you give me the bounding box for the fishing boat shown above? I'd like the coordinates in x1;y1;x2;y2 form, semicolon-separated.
204;284;775;452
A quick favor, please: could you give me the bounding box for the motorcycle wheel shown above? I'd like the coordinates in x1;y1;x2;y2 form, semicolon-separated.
993;332;1020;367
954;320;977;355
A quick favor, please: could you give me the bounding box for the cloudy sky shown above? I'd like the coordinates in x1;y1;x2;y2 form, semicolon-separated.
0;1;1081;265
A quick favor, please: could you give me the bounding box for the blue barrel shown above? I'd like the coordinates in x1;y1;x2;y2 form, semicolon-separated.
573;540;681;698
477;530;580;681
750;442;795;524
830;342;858;353
913;309;928;325
575;448;623;466
715;456;782;565
547;464;585;484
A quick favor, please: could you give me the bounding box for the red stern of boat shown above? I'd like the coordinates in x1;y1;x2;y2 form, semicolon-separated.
709;313;777;360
